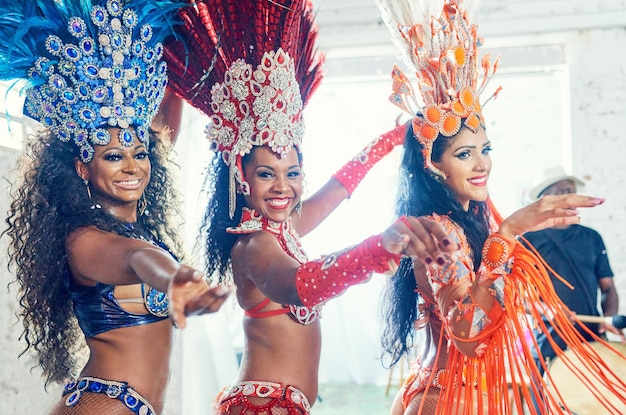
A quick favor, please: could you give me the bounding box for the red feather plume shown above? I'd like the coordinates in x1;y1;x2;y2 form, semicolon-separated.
163;0;324;117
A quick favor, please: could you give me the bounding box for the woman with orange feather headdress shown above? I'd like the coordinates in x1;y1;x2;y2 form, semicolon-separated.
376;0;626;414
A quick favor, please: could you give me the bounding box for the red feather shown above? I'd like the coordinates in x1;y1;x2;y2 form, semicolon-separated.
163;0;323;117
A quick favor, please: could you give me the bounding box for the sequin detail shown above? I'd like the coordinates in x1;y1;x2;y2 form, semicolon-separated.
62;376;156;414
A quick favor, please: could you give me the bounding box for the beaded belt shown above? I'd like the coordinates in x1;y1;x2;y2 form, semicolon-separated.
221;380;311;412
62;376;157;415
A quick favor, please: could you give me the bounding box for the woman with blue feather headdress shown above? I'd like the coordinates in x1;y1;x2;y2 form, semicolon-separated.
1;1;232;413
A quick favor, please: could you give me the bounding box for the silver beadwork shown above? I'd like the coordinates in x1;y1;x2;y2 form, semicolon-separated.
23;0;168;163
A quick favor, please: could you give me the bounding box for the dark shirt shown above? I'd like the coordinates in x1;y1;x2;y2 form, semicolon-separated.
524;224;613;317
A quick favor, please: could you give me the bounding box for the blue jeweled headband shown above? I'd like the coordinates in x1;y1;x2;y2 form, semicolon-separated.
0;0;183;162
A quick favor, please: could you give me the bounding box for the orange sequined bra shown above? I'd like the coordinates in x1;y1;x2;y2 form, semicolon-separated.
227;208;322;325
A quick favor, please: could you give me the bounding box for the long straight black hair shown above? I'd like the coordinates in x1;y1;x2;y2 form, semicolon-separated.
380;123;491;367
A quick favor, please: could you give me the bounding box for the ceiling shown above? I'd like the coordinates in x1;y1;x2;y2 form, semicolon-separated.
311;0;626;51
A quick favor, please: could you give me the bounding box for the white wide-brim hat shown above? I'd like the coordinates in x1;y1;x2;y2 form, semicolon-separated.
527;166;585;201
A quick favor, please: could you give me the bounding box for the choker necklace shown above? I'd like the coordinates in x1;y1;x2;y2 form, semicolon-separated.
227;207;307;263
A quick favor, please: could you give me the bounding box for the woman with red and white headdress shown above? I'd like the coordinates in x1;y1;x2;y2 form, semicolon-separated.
162;0;466;413
376;0;626;414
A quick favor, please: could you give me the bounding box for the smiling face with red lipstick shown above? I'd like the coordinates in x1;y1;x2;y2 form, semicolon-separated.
241;146;303;223
432;127;492;211
75;127;151;222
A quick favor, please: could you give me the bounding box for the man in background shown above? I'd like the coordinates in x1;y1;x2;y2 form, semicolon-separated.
524;166;624;375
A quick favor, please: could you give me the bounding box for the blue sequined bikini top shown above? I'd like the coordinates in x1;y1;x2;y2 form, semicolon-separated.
69;225;172;337
69;281;168;337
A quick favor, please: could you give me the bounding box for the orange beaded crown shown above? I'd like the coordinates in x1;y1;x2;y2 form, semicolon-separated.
377;0;501;178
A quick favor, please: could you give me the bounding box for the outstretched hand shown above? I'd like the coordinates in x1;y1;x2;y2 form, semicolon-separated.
382;216;460;266
168;265;233;329
498;194;605;239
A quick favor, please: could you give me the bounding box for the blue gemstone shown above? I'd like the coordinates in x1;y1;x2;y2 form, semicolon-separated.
65;46;79;59
75;132;85;144
114;106;123;117
126;395;138;407
67;121;76;130
82;109;94;120
86;65;99;77
77;379;88;389
59;131;68;140
71;21;82;34
110;1;120;14
82;148;91;160
96;131;107;142
60;105;70;115
142;26;151;38
52;76;64;89
90;381;104;392
78;85;89;97
43;117;53;125
49;39;60;51
63;90;75;101
114;67;122;79
94;10;105;23
82;39;93;53
94;88;106;100
134;43;143;54
122;131;133;143
67;391;79;404
145;50;154;61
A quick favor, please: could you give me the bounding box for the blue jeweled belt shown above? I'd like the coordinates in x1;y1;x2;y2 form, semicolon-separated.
63;376;157;415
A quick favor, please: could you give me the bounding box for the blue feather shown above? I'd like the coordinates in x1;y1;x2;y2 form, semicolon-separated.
0;0;188;83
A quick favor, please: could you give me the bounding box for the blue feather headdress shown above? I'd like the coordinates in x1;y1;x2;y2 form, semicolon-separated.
0;0;185;162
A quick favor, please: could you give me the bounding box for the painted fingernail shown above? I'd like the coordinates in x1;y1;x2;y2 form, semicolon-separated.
442;238;451;246
592;197;606;204
425;257;433;265
436;256;446;266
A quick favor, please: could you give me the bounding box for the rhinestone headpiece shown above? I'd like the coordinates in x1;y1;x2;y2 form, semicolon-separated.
164;0;323;217
377;0;501;178
207;48;304;187
0;0;178;162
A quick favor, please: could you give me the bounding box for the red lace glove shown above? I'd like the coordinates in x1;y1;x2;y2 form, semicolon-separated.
332;123;407;196
295;234;400;306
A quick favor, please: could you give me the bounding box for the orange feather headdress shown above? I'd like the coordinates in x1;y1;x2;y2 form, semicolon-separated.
377;0;501;178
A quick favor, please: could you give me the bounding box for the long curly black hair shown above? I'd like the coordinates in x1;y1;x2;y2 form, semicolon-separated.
380;123;491;367
4;129;184;388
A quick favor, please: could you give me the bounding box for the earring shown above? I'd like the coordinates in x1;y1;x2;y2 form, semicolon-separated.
84;179;101;210
295;201;302;217
138;193;149;216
